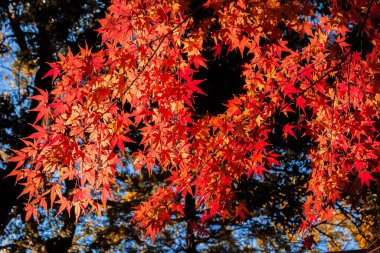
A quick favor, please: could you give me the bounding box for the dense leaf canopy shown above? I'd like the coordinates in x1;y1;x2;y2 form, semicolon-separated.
3;0;380;251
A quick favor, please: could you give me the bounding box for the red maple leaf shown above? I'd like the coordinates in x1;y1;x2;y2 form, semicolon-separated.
283;124;297;139
42;62;61;81
358;171;375;187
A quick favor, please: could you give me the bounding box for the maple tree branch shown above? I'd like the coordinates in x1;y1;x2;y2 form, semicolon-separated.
284;0;376;110
163;134;241;208
313;226;341;248
336;203;371;243
69;4;203;142
110;4;204;110
196;135;239;174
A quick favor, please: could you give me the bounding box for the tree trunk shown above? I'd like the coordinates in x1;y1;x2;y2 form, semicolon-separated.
0;17;55;230
184;187;197;253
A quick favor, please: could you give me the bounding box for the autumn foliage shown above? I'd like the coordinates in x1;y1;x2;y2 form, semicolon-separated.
8;0;380;243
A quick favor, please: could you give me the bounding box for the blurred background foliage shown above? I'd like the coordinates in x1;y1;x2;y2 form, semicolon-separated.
0;0;378;252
